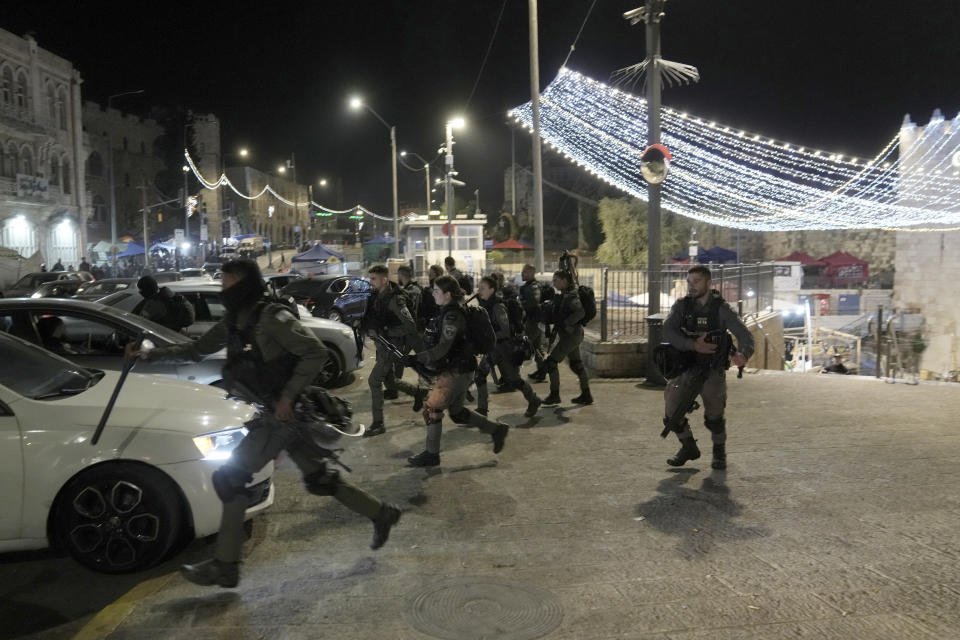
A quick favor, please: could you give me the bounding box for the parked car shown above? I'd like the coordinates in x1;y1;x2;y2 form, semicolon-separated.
179;268;210;280
0;298;226;385
264;272;302;297
29;279;86;299
73;278;137;301
151;271;182;284
4;271;92;298
280;275;372;324
98;281;362;385
0;331;273;573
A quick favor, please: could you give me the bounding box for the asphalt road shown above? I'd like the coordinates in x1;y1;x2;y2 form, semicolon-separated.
3;361;960;639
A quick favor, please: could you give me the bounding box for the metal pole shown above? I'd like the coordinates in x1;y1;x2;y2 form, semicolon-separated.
511;127;517;221
445;122;454;258
601;266;608;341
529;0;545;274
645;2;663;318
141;179;149;268
424;162;431;215
390;126;399;259
875;305;883;378
108;141;117;277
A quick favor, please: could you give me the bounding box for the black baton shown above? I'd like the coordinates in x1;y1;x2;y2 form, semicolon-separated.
91;350;139;445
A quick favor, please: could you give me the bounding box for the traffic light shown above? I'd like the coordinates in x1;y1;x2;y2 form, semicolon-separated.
157;211;163;222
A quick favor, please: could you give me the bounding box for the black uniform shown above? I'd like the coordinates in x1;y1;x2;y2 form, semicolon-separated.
519;278;545;370
475;294;541;417
543;285;591;403
363;282;420;430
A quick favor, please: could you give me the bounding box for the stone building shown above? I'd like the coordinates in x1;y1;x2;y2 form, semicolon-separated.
188;113;223;251
223;165;311;247
81;101;164;244
0;29;86;268
893;110;960;376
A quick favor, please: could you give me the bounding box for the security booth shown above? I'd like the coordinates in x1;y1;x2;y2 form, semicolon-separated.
402;213;487;279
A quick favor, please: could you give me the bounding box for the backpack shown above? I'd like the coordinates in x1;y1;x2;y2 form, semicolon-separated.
464;305;496;356
504;295;524;336
164;292;195;330
577;285;596;326
458;273;474;296
539;281;555;303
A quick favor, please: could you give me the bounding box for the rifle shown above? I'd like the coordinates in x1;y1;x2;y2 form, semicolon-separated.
659;330;744;438
372;333;436;379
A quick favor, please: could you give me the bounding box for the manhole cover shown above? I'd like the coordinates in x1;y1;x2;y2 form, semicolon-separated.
404;576;563;640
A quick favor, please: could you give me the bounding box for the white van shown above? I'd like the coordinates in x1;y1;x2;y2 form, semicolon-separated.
237;237;265;256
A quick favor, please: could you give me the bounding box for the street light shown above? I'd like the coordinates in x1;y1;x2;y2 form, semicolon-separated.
400;150;434;217
349;96;399;259
318;178;328;187
107;89;144;275
444;116;466;257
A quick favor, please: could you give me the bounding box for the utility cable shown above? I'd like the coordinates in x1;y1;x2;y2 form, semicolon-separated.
562;0;598;69
464;0;510;111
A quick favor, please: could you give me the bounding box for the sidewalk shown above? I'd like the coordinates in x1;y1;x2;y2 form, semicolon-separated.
28;368;960;639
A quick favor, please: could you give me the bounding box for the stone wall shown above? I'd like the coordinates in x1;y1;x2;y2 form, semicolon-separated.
894;229;960;375
762;229;896;271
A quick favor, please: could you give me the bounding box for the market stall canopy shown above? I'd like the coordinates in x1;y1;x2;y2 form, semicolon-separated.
819;251;869;284
777;251;824;266
291;243;345;263
116;242;145;258
491;237;532;250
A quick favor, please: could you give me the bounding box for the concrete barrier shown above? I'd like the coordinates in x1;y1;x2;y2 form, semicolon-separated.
582;337;648;378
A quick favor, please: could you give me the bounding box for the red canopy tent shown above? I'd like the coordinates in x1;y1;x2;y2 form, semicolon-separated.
776;251;824;265
818;251;868;287
491;237;532;249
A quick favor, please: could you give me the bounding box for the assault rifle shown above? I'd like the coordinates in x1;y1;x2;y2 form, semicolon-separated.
659;330;744;438
372;333;437;379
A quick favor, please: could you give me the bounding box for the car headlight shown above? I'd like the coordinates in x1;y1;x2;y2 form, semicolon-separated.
30;291;43;298
192;427;248;460
339;327;353;338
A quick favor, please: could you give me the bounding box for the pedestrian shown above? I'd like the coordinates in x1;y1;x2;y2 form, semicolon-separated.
444;256;473;294
404;275;509;467
133;275;195;332
661;265;753;470
541;270;593;406
126;259;401;587
361;264;423;437
52;258;64;271
79;256;91;272
475;276;542;417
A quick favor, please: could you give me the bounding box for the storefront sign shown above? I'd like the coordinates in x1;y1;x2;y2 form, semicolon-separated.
16;174;49;199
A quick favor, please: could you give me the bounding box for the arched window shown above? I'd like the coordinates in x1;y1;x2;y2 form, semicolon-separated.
19;145;33;175
57;86;68;130
62;157;71;194
92;195;107;221
86;151;104;177
49;156;60;186
3;143;16;177
14;70;28;109
0;66;12;104
46;81;56;120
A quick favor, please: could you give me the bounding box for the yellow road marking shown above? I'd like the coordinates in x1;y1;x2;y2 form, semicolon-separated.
72;571;177;640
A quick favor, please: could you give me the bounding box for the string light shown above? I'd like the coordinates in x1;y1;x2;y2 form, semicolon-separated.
182;150;418;223
508;67;960;231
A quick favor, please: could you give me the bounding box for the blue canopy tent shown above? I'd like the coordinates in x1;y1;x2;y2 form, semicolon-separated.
672;246;738;264
291;243;346;275
116;242;145;258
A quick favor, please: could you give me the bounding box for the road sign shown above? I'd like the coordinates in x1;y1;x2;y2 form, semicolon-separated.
174;228;184;243
200;224;208;241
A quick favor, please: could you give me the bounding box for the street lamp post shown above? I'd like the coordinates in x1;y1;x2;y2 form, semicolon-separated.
107;89;144;276
350;97;399;259
400;150;432;216
444;117;465;258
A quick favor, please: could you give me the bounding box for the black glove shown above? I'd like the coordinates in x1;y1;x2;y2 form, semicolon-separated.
400;354;419;368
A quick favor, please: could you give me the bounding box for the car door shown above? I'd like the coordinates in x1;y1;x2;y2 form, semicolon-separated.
0;388;23;540
26;310;180;379
340;278;371;322
178;291;215;339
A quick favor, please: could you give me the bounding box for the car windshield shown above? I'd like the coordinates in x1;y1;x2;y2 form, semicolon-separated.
0;334;103;399
13;273;57;289
70;301;192;344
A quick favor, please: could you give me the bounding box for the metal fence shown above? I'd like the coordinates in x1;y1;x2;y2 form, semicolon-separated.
598;264;775;341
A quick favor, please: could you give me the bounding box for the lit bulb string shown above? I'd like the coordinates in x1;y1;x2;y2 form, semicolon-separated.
555;69;960;217
183;150;418;223
508;68;960;230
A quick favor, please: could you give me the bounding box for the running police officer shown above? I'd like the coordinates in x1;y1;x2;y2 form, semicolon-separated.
519;264;547;380
404;275;510;467
362;264;422;437
127;259;400;588
542;270;592;406
662;265;753;469
475;275;542;418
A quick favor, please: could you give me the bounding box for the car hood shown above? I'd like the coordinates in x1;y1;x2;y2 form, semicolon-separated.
15;370;256;437
299;315;354;333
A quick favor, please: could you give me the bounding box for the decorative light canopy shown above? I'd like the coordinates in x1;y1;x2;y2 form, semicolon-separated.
509;67;960;231
183;150;414;223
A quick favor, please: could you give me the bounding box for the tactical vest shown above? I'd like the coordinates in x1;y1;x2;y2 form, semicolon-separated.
425;303;474;372
222;302;298;404
369;284;405;328
680;293;723;337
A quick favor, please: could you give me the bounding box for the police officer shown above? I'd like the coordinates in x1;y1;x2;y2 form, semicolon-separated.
542;270;592;406
662;265;753;470
519;264;547;380
362;264;422;437
127;259;400;588
419;264;444;326
405;275;510;467
397;265;423;329
475;276;542;418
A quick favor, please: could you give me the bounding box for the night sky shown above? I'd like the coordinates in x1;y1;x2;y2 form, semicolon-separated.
5;1;960;217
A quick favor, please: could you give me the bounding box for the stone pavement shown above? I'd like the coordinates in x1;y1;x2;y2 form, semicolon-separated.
11;365;960;639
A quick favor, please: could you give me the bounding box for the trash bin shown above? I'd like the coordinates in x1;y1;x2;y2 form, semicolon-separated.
644;313;668;387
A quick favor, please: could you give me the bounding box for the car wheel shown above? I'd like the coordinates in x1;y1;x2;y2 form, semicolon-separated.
54;462;184;574
314;346;343;386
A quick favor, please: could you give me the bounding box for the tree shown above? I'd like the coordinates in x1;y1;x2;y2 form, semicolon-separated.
597;197;648;265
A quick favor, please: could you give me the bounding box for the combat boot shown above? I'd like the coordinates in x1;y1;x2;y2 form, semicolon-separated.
542;392;561;405
370;503;401;550
667;437;701;467
711;443;727;470
363;421;386;437
180;558;240;588
491;422;510;454
524;395;542;417
571;389;593;405
407;450;440;467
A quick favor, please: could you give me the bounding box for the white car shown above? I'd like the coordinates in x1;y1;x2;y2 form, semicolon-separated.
0;332;273;573
99;281;363;385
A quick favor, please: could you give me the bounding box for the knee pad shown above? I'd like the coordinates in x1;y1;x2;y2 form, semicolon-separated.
449;407;471;425
569;360;586;376
212;465;253;502
423;407;443;425
705;417;726;434
303;466;340;496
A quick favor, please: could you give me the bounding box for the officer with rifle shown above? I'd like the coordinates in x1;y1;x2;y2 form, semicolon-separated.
541;269;593;406
519;264;548;380
661;265;753;470
126;259;401;588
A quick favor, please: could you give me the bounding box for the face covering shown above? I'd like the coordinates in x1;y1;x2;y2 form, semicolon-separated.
222;275;266;316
